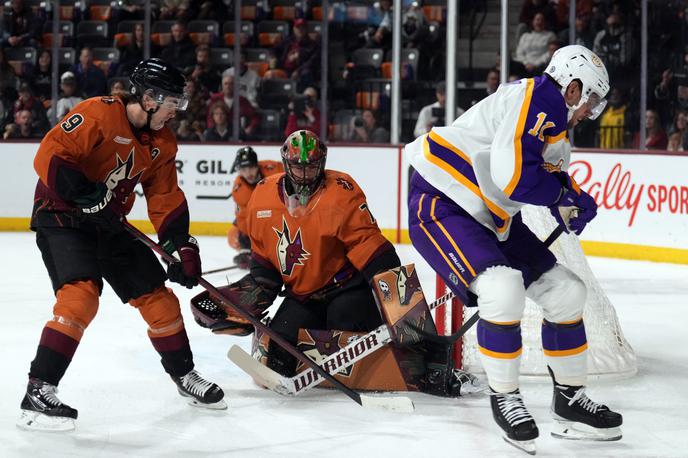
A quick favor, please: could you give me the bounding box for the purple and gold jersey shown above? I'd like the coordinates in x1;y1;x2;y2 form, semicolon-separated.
406;76;570;240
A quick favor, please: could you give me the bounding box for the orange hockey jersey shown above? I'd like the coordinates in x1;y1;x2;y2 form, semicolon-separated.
245;170;390;298
232;160;283;234
32;96;187;238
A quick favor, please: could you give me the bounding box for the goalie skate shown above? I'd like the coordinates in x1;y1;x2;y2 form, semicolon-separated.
17;378;77;432
490;388;539;455
172;370;227;410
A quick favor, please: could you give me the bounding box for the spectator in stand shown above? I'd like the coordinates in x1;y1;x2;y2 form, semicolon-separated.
178;78;208;128
26;49;53;102
160;21;197;71
554;1;593;30
653;70;688;127
365;0;393;50
598;87;628;149
284;86;320;137
49;71;83;122
0;47;20;94
635;109;668;150
668;110;687;140
114;0;145;21
109;79;126;96
13;82;49;134
414;81;465;137
207;74;260;140
558;15;595;49
158;0;194;21
517;0;558;40
593;12;635;81
513;13;557;77
195;0;230;23
667;131;683;152
1;0;42;48
203;101;232;142
275;18;320;92
222;51;260;108
70;47;107;98
350;109;389;143
176;119;202;141
117;22;145;77
3;109;41;139
187;44;220;93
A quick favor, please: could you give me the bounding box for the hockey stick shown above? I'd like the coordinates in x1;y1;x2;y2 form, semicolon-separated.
124;223;413;412
407;224;567;345
202;264;242;275
228;286;459;396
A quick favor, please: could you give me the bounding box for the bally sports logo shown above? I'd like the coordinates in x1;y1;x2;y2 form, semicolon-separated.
569;159;688;227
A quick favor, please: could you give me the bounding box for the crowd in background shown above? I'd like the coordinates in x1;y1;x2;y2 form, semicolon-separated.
0;0;686;151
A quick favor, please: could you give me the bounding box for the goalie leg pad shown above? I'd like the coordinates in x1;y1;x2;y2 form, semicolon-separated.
526;264;586;323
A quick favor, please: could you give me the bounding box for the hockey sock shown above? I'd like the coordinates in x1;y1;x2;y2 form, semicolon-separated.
541;318;587;386
29;327;78;386
150;329;194;377
477;319;522;393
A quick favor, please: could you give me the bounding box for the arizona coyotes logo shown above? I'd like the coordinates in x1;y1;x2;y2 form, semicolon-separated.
297;331;354;378
336;177;354;191
395;266;421;306
273;217;310;276
104;148;143;205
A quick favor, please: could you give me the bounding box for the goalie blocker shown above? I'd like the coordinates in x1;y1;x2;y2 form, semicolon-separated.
192;265;474;397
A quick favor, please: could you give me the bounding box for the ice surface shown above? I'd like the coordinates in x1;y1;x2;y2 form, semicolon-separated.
2;233;687;457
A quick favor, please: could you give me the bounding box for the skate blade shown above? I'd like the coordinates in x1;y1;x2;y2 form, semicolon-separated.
185;397;228;410
551;418;622;441
503;436;536;455
16;410;75;432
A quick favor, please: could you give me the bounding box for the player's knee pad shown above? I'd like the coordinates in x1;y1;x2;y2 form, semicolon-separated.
130;286;184;337
49;280;100;341
527;263;586;323
470;265;526;323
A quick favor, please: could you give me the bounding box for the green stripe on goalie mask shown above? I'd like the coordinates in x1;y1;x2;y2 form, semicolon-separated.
282;130;326;207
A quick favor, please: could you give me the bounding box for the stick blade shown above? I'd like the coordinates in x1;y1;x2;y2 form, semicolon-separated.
360;394;415;413
227;345;295;396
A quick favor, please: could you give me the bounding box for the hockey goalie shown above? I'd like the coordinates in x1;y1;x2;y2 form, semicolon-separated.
191;130;479;398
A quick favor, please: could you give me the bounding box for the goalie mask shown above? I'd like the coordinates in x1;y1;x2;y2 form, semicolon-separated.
544;45;609;120
281;130;327;215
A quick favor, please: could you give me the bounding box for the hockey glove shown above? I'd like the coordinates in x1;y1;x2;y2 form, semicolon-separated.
73;182;124;232
549;173;597;235
163;235;202;288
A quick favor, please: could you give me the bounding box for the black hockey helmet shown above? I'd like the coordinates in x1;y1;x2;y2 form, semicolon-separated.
231;146;258;173
129;58;188;111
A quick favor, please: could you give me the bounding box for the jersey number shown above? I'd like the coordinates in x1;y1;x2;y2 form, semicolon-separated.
527;112;555;142
60;114;84;133
359;203;376;224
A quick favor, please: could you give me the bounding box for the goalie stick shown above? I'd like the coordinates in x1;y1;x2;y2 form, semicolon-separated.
124;222;414;413
228;224;566;396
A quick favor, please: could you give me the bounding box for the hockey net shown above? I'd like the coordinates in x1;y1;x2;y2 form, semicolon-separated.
434;205;637;379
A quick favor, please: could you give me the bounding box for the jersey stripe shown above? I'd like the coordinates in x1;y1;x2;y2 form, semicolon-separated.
429;196;477;277
423;133;512;233
504;78;535;197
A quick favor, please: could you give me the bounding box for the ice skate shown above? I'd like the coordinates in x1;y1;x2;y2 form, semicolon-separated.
172;370;227;410
549;369;622;441
449;369;485;396
17;378;78;432
489;388;539;455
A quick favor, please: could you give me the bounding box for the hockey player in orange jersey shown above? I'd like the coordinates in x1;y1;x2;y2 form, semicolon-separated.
18;59;225;432
227;146;283;269
190;131;479;397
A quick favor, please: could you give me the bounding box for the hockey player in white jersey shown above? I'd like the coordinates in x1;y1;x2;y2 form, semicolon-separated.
406;45;622;454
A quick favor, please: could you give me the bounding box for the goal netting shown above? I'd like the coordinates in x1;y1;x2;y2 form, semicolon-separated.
435;205;637;379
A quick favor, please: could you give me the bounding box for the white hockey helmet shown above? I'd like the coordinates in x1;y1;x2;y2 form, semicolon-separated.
544;45;610;120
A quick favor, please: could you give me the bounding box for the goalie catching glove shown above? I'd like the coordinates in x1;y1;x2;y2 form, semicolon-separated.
190;273;279;336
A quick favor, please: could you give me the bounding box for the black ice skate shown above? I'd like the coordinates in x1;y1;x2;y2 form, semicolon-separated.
172;370;227;410
17;377;78;432
549;368;622;441
490;388;539;455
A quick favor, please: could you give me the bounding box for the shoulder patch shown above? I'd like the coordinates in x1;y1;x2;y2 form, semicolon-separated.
257;210;272;218
100;96;116;104
335;177;354;191
150;147;160;160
